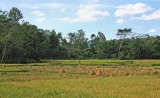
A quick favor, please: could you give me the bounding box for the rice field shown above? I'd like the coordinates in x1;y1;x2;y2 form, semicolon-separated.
0;59;160;98
49;59;160;66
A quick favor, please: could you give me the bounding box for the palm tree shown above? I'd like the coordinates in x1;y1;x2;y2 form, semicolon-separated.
116;28;132;58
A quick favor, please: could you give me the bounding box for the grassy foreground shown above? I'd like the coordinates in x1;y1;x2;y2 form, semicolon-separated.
1;76;160;98
0;59;160;98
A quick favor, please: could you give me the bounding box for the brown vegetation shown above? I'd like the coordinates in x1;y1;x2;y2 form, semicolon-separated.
59;67;65;74
89;69;96;75
96;69;103;76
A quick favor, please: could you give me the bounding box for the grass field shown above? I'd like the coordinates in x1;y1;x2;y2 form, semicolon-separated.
0;59;160;98
49;59;160;66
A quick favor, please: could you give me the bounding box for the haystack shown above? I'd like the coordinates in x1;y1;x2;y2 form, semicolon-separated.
89;69;95;75
2;65;5;68
59;67;65;74
109;73;116;77
96;69;102;76
125;72;130;76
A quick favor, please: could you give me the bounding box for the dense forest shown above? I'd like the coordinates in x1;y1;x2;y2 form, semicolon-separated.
0;7;160;63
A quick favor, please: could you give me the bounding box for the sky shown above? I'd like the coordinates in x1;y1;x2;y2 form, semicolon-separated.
1;0;160;39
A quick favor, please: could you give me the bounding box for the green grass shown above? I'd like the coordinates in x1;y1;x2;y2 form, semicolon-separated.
1;59;160;67
0;59;160;98
0;74;160;98
48;59;160;66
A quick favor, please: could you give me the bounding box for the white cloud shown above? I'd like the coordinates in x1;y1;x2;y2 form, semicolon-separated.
131;10;160;20
31;6;39;10
36;17;46;24
148;29;156;33
116;19;125;24
60;4;109;23
15;3;68;12
87;0;100;3
41;3;68;12
32;10;45;17
32;9;46;24
115;3;151;17
141;10;160;20
60;18;80;23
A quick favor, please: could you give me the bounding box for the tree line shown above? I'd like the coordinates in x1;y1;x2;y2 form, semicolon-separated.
0;7;160;63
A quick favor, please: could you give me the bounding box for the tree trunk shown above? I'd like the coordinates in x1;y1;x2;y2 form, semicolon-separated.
1;41;8;63
118;39;124;58
138;49;140;59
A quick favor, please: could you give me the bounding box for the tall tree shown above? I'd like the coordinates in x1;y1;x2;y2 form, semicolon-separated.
116;28;132;59
90;32;107;59
8;7;23;22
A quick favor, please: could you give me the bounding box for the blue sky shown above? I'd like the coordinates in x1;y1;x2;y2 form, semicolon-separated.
1;0;160;39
